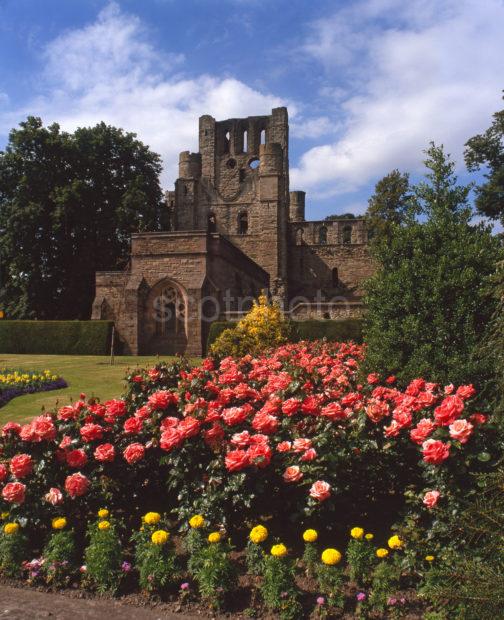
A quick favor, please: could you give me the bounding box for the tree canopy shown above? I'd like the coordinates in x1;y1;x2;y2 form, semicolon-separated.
363;143;503;387
0;117;163;319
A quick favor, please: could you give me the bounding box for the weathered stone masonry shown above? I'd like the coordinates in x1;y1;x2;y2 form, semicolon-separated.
92;108;375;355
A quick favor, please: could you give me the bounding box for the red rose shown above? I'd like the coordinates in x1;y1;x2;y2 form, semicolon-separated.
283;465;303;482
2;481;26;504
456;384;476;400
421;439;450;465
385;375;397;384
57;405;78;421
410;418;435;444
10;454;33;478
2;422;21;436
251;412;278;434
31;415;56;442
300;448;317;462
66;449;88;468
59;435;72;450
104;399;127;417
221;406;248;426
231;431;251;447
80;423;104;442
293;438;312;452
225;449;249;472
449;419;473;444
44;487;63;505
203;423;225;447
365;399;389;423
147;390;175;410
65;472;90;498
423;490;441;509
160;428;183;451
123;443;145;464
309;480;331;501
367;373;380;385
321;402;346;420
178;416;200;439
123;417;143;434
135;406;151;420
301;396;320;416
148;369;161;381
384;420;400;437
281;398;301;416
470;413;487;425
19;424;36;442
0;464;8;482
434;395;464;426
94;443;115;462
160;416;180;431
276;441;292;452
248;443;272;468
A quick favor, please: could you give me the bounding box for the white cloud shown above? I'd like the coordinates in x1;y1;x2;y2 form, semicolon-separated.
291;0;504;198
0;2;288;187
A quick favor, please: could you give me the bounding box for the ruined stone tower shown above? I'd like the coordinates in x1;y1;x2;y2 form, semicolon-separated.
92;108;375;356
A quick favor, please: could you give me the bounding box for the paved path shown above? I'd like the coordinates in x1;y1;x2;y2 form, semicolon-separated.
0;585;205;620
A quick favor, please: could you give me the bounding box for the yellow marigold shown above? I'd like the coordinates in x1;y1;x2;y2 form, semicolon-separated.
365;533;374;541
271;543;288;558
98;509;109;519
189;514;205;529
98;520;111;531
425;555;435;562
303;529;318;543
321;548;342;566
249;525;268;544
151;529;169;545
350;527;365;540
208;531;221;544
3;522;19;535
388;535;404;550
1;512;10;521
376;548;389;558
143;512;161;525
52;517;67;530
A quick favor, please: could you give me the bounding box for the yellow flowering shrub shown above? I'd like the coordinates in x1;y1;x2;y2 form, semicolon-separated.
270;543;287;557
321;548;342;565
189;514;205;529
52;517;67;530
208;531;221;543
98;520;110;531
350;526;365;540
210;294;293;358
151;529;169;545
143;512;161;525
249;524;268;544
98;509;109;519
303;529;318;543
376;548;389;558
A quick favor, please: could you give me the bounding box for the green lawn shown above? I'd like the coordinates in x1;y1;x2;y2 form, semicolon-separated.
0;354;201;424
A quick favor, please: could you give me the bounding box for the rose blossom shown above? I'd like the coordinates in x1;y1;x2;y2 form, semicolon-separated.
178;416;200;439
293;438;312;452
10;454;33;479
321;402;346;420
80;423;104;442
123;443;145;464
222;406;248;426
434;395;464;426
31;415;56;442
44;487;64;506
160;428;183;451
283;466;303;483
423;490;441;509
456;384;476;400
449;419;473;444
225;449;249;472
248;443;272;468
276;441;292;452
94;443;115;462
66;449;88;468
281;398;301;416
309;480;331;501
147;390;175;410
300;448;317;462
410;418;436;444
2;422;21;436
65;472;90;498
123;417;143;434
2;481;26;504
0;464;8;482
421;439;450;465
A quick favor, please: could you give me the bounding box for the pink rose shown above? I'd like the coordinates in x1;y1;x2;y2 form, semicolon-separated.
123;417;143;434
147;390;175;410
423;490;441;509
449;419;473;444
123;443;145;464
10;454;33;479
276;441;292;452
45;487;64;506
65;472;90;498
309;480;331;501
410;418;435;444
160;428;183;451
31;415;56;442
2;481;26;504
293;438;312;452
80;423;104;442
66;449;88;468
456;384;476;400
283;466;303;483
0;464;8;482
94;443;115;462
434;395;464;426
225;449;249;472
300;448;317;462
421;439;450;465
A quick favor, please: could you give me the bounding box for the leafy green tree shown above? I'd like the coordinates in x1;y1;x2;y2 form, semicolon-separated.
365;169;415;242
464;94;504;224
363;143;503;386
0;116;163;319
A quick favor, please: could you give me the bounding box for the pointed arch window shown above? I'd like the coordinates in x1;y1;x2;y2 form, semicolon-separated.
238;211;248;235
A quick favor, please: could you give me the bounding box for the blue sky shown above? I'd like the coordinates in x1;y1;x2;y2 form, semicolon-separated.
1;0;503;220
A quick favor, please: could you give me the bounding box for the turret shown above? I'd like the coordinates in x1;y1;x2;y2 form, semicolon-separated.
178;151;202;179
289;191;305;222
259;143;283;175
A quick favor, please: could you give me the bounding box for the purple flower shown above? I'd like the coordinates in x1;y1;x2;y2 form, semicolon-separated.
356;592;366;602
180;582;190;591
316;596;326;606
121;561;132;573
387;597;398;606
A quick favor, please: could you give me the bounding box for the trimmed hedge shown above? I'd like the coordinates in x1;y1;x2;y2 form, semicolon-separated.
0;321;114;355
207;318;363;350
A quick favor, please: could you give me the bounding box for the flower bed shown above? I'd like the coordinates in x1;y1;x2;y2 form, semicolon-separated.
0;341;497;617
0;369;67;408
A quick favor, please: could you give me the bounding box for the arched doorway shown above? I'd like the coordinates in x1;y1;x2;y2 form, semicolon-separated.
143;280;187;355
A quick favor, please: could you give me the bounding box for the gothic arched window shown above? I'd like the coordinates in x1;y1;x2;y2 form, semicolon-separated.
238;212;248;235
296;228;304;245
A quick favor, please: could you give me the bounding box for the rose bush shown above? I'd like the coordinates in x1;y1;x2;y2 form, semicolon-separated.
0;341;497;543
